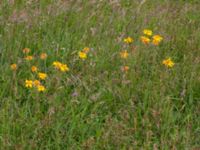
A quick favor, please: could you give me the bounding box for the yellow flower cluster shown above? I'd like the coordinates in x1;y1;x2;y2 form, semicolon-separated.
121;31;174;69
25;79;45;92
78;47;90;60
20;47;71;92
13;33;175;96
140;29;163;46
20;48;48;92
53;61;69;72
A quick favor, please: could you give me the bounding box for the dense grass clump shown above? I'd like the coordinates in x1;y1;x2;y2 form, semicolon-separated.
0;0;200;149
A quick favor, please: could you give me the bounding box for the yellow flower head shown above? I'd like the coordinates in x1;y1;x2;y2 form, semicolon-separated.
33;80;41;86
25;80;33;88
38;72;47;80
140;36;151;44
82;47;90;53
25;55;33;61
40;53;47;60
162;58;175;68
153;35;163;41
121;66;130;72
152;39;159;45
53;61;62;69
143;29;153;36
53;61;69;72
23;48;31;54
37;85;46;92
124;37;133;44
120;50;129;59
10;63;17;71
152;35;163;45
60;64;69;72
79;51;87;60
31;66;38;72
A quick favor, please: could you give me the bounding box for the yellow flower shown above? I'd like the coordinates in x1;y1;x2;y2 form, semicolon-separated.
153;35;163;41
120;50;129;59
152;39;159;45
33;80;41;86
38;72;47;80
143;29;153;36
121;66;130;72
162;58;175;68
53;61;62;69
140;36;151;44
10;63;17;71
25;80;33;88
124;37;133;44
37;85;46;92
82;47;90;53
152;35;163;45
23;48;30;54
60;64;69;72
53;61;70;72
40;53;47;60
31;66;38;72
79;51;87;60
25;55;33;61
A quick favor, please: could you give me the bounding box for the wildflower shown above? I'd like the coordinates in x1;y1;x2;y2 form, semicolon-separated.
53;61;62;69
38;72;47;80
37;85;46;92
40;53;47;60
153;35;163;41
124;37;133;44
82;47;90;53
25;80;33;88
25;55;33;61
120;50;129;59
140;36;151;44
162;58;175;68
79;51;87;60
143;29;153;36
23;48;30;54
60;64;69;72
31;66;38;72
152;35;163;45
121;66;130;72
10;63;17;71
53;61;69;72
33;80;41;86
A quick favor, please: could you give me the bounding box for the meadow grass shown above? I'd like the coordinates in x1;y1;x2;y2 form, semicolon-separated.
0;0;200;149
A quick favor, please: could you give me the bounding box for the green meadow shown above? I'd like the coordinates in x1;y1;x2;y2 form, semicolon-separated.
0;0;200;149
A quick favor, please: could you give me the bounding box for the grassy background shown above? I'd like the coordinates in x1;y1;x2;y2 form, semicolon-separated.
0;0;200;149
